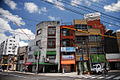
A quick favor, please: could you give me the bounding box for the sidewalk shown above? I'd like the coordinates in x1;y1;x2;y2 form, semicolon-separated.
109;70;120;72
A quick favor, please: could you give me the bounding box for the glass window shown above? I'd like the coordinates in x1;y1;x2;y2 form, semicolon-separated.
47;38;56;48
48;27;56;36
37;29;42;35
36;40;41;47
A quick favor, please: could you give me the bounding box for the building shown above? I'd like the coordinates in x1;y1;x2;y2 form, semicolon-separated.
74;19;89;73
104;30;120;70
17;46;28;71
34;21;60;72
60;25;76;73
26;40;36;72
74;16;105;73
0;35;19;70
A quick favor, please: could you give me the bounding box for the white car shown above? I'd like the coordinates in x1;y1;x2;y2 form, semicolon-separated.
91;64;104;74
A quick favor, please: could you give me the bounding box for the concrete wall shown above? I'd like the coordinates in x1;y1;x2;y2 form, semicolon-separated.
36;21;60;65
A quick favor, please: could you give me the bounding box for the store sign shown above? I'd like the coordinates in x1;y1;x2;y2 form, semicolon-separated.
61;47;75;52
84;12;101;21
62;55;74;60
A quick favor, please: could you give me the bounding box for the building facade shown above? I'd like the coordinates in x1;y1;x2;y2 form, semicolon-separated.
17;46;28;71
35;21;60;72
60;25;76;73
74;18;105;73
104;30;120;70
0;35;19;70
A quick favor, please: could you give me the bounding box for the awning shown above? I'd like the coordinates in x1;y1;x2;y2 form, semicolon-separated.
107;59;120;62
32;62;55;65
25;62;32;65
34;51;41;56
46;51;56;55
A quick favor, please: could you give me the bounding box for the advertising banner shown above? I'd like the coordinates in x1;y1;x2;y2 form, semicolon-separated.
61;47;75;52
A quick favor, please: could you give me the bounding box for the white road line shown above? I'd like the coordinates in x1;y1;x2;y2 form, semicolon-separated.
9;74;27;78
113;76;120;80
105;75;115;79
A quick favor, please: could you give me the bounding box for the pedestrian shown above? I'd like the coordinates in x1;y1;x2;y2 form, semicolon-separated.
104;63;108;77
77;69;80;75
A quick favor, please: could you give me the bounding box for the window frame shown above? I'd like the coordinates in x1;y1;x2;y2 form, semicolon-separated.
47;38;56;48
48;26;56;36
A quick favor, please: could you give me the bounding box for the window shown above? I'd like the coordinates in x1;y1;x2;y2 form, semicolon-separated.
37;29;42;35
48;27;56;36
9;47;11;49
75;25;87;31
36;40;41;46
29;47;31;51
8;51;11;52
28;55;33;59
62;39;73;47
47;38;56;48
20;55;24;60
9;44;12;45
10;40;12;42
89;35;102;42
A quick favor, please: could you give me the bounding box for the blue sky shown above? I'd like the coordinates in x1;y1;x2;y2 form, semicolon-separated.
0;0;120;46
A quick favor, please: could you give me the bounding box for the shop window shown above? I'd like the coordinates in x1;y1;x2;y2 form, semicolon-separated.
47;38;56;48
48;26;56;36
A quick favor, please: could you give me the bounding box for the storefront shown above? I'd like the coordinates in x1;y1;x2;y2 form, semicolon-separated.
76;54;89;73
106;54;120;70
61;47;76;73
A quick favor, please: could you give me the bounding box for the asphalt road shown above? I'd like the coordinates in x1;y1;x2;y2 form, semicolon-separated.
0;71;120;80
0;72;76;80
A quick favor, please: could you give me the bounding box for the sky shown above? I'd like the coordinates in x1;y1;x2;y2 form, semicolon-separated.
0;0;120;46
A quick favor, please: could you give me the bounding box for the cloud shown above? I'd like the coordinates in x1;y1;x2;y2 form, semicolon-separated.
0;18;12;32
24;2;39;13
71;0;82;6
48;16;56;20
41;7;47;12
85;0;91;6
47;0;65;10
4;0;17;10
13;29;35;40
0;8;35;44
104;0;120;12
0;8;25;25
24;2;47;14
91;0;100;2
19;41;28;47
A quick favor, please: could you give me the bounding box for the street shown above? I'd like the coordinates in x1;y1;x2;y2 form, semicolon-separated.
0;71;120;80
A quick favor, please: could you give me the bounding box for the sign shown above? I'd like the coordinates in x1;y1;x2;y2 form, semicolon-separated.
84;12;101;21
61;47;75;52
62;55;74;60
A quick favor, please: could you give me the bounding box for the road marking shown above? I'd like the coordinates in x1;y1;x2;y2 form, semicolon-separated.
9;74;27;78
113;76;120;80
105;75;115;79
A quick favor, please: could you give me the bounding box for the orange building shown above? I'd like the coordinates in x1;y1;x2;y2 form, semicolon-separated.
60;25;76;72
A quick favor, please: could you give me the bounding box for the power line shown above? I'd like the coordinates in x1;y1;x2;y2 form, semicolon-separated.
41;0;120;27
60;0;120;22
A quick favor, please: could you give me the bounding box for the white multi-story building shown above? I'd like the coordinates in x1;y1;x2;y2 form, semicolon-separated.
0;35;19;56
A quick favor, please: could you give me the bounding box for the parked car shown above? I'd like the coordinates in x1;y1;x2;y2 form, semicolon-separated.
91;63;104;74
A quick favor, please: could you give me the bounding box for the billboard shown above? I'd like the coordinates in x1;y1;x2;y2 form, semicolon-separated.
84;12;101;21
61;47;75;52
62;55;74;60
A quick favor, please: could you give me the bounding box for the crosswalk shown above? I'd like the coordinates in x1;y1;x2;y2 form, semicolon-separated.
73;74;120;80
